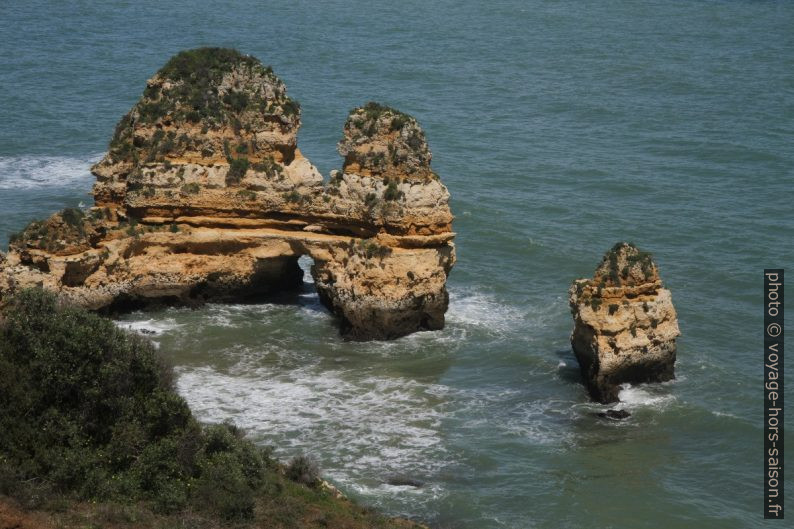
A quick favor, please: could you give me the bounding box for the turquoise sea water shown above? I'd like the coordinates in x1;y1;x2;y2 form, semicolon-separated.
1;1;792;527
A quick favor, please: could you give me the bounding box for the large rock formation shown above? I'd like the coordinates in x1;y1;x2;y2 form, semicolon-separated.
0;48;455;340
568;242;680;403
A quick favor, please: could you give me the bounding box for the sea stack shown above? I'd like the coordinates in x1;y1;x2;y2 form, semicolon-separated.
312;103;454;338
568;242;680;403
0;48;455;340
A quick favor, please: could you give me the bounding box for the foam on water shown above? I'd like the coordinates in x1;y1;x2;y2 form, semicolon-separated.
711;410;740;420
446;288;526;335
175;363;453;508
115;317;182;335
494;397;577;446
115;316;185;349
201;303;284;327
0;154;99;190
615;383;677;411
336;324;468;359
119;301;326;331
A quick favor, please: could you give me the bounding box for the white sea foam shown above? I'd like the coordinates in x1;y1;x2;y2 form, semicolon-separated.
615;383;676;411
200;303;305;328
204;305;265;327
110;286;531;506
710;409;753;426
446;288;525;335
175;364;452;493
115;317;182;335
498;397;576;446
0;154;100;190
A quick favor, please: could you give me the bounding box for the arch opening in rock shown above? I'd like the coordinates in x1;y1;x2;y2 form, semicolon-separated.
0;48;456;341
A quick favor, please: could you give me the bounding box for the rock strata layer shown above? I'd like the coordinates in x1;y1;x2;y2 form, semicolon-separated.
0;48;455;340
568;242;680;403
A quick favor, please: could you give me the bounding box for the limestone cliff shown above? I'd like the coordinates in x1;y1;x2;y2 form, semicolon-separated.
568;242;680;403
0;48;455;340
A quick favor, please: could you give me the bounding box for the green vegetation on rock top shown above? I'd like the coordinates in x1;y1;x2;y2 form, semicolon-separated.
143;47;293;125
157;47;267;82
596;241;656;287
8;208;97;252
340;101;436;178
347;101;414;136
358;101;410;121
105;48;301;162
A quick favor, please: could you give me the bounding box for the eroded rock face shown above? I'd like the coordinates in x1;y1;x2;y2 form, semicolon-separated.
0;48;455;340
320;103;451;236
313;239;454;340
91;47;320;221
568;242;680;403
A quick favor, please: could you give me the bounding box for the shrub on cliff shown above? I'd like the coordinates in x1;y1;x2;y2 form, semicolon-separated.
0;289;426;529
286;455;320;487
383;180;404;201
142;47;296;126
226;156;250;185
595;242;657;287
158;47;260;83
60;207;85;228
0;289;271;520
181;182;201;194
8;208;97;252
104;47;302;165
251;155;283;179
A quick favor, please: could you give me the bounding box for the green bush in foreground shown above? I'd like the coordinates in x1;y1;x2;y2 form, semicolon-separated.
0;289;272;520
286;455;320;487
0;289;424;529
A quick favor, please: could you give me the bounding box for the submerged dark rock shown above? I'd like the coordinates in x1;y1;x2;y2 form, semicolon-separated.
386;476;425;488
595;409;631;420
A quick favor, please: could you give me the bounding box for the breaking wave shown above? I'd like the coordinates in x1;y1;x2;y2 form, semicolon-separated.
0;154;100;190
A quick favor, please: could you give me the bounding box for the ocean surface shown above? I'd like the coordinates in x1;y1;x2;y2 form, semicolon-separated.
1;1;792;527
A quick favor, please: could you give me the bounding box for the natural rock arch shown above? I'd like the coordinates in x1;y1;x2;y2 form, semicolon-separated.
0;48;455;340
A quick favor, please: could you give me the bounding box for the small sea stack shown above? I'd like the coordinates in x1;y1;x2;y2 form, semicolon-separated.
568;242;680;403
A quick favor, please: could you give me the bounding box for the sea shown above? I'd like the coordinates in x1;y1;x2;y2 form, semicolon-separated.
1;1;792;527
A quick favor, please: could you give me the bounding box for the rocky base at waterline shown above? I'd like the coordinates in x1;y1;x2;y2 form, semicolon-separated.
569;242;680;403
0;48;455;340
